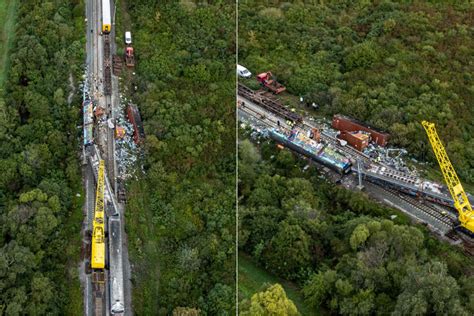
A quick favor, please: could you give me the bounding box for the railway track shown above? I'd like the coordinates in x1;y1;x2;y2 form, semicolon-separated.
380;186;474;256
366;180;474;258
84;0;123;313
238;101;283;130
382;187;454;227
238;83;302;123
103;34;112;95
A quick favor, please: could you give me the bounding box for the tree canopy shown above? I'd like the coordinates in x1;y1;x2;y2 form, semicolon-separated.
123;1;236;314
240;283;299;316
0;0;84;313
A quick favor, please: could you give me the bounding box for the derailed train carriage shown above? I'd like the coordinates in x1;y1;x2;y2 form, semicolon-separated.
358;163;474;210
268;128;352;174
83;100;94;147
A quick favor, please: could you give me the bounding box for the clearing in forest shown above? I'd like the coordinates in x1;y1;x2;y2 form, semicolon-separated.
239;253;315;316
0;0;18;88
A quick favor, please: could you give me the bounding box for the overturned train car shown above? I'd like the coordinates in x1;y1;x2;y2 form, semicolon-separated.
269;128;352;174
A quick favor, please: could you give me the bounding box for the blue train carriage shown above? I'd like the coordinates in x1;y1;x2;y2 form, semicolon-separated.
318;145;352;174
84;124;94;147
268;128;352;175
83;100;93;125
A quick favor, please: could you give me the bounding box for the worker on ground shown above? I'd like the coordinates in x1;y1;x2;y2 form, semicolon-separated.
277;120;280;126
300;96;303;104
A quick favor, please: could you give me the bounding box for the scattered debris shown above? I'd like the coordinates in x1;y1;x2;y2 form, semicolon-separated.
114;93;142;182
115;126;126;139
107;118;115;129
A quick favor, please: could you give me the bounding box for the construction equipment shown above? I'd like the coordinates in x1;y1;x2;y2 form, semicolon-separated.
256;71;286;94
91;160;106;269
91;160;106;314
125;46;135;67
422;121;474;234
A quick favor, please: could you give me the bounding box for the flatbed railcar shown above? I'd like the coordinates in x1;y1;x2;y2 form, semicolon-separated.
238;83;302;124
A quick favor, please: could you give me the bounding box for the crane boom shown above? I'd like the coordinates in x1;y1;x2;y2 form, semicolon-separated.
422;121;474;233
91;160;106;269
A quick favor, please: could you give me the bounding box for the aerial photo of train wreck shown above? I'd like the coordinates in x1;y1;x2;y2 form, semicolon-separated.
237;1;474;315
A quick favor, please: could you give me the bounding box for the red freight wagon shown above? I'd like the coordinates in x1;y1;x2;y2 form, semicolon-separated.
127;104;145;144
332;114;389;147
338;131;369;151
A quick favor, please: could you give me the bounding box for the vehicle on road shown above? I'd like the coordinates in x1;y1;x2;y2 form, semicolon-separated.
237;64;251;78
125;31;132;44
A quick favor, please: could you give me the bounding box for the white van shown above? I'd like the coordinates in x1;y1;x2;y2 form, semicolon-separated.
237;64;252;79
125;31;132;44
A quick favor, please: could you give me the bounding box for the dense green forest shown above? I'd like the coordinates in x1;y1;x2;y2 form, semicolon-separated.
239;1;474;183
238;135;474;315
123;1;236;314
0;0;84;314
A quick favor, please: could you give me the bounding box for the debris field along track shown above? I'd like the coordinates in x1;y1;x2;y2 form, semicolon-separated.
238;83;302;124
238;84;372;165
238;92;371;168
318;128;372;165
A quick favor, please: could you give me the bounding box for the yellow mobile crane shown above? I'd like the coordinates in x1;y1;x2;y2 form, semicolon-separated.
422;121;474;234
91;160;106;270
91;160;105;316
